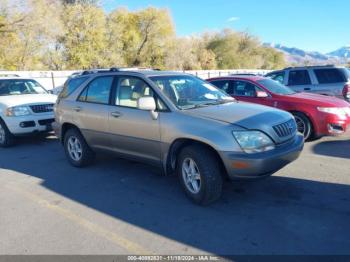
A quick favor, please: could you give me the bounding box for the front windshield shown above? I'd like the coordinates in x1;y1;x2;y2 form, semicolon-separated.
257;79;296;95
0;79;47;96
150;75;234;109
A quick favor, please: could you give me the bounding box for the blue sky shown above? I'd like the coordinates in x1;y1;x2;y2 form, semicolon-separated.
102;0;349;53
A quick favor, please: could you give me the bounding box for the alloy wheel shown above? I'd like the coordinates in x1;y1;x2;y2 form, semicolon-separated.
67;136;83;161
182;157;201;194
294;116;306;135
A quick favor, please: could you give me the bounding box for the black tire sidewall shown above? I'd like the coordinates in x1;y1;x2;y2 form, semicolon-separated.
177;145;223;205
64;128;94;167
293;112;312;141
0;119;14;147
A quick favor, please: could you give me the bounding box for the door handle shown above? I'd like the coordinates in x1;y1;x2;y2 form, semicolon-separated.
111;111;122;118
73;106;82;112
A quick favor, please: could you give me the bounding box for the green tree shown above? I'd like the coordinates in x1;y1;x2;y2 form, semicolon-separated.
207;29;285;70
60;3;108;69
108;7;175;68
0;1;285;71
61;0;99;5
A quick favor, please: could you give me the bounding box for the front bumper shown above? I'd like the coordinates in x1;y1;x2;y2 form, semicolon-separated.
219;134;304;179
4;113;55;135
314;112;350;137
52;121;61;139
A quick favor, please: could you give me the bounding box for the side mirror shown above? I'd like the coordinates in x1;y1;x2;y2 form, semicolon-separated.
256;91;269;98
137;96;156;111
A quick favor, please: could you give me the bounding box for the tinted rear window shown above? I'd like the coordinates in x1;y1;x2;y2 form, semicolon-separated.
314;69;346;84
288;70;311;86
59;76;89;98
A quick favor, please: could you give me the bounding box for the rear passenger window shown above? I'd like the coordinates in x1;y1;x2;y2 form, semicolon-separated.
314;69;345;84
78;76;113;104
59;76;88;98
210;80;232;94
288;70;311;86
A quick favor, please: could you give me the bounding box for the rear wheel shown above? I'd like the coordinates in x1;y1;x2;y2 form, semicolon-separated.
0;119;14;147
64;128;95;167
292;112;312;141
177;145;223;205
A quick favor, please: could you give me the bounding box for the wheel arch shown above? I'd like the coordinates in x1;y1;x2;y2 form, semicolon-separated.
60;122;81;144
289;110;317;135
165;138;227;178
0;116;11;132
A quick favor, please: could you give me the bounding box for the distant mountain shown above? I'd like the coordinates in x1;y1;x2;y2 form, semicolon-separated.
264;43;349;66
327;46;350;58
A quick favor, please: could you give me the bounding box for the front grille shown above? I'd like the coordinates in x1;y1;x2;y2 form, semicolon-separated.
273;119;297;138
38;119;55;126
30;104;54;113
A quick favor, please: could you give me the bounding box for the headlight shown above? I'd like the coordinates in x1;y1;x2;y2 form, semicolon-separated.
6;106;31;117
317;107;350;118
233;131;275;154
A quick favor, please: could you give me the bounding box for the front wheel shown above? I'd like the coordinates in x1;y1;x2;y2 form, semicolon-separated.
177;145;223;205
64;128;95;167
292;112;312;141
0;119;14;147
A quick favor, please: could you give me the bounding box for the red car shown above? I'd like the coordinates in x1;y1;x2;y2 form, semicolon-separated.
208;75;350;140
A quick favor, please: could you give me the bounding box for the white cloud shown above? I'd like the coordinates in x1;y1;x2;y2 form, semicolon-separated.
227;17;240;22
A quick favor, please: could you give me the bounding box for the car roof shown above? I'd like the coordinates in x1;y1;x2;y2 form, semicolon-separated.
283;65;346;70
208;75;267;82
78;69;190;78
0;77;34;80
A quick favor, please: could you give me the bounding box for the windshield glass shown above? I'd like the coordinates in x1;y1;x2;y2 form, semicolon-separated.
0;79;47;96
257;78;296;95
343;68;350;80
149;75;234;109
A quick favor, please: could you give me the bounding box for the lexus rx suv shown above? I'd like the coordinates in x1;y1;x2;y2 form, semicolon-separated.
0;77;57;147
266;65;350;102
53;68;304;205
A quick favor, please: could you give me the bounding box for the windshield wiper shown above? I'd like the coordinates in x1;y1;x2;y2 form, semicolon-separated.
180;99;235;110
202;99;235;106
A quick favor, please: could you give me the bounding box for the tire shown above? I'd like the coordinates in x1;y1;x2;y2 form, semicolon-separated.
292;112;312;141
64;128;95;167
177;144;223;205
0;119;14;147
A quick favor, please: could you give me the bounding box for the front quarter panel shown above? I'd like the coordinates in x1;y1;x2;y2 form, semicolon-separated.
159;111;245;158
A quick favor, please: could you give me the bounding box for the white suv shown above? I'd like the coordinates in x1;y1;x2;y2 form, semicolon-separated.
0;77;57;147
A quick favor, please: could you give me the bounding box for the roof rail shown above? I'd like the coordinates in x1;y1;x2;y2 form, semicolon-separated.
81;67;161;75
284;64;336;70
230;73;260;76
0;73;20;77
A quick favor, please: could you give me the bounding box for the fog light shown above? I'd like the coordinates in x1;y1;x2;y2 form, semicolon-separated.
19;121;35;128
328;123;344;134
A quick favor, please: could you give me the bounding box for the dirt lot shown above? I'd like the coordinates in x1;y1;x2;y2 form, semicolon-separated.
0;134;349;255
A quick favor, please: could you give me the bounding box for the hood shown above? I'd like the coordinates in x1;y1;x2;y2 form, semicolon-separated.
286;92;350;107
183;102;295;144
0;94;57;108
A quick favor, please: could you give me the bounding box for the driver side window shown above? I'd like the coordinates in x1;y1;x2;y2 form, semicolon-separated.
115;77;167;111
232;80;262;97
